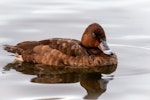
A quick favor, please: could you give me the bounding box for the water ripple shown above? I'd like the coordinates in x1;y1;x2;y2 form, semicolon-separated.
110;44;150;50
110;44;150;78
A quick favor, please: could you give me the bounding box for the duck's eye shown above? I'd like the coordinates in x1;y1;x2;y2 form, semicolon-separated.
92;33;96;38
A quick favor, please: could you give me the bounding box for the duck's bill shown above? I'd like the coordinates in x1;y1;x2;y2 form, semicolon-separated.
98;40;113;55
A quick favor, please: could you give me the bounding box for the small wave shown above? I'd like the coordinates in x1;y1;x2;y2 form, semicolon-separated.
110;44;150;51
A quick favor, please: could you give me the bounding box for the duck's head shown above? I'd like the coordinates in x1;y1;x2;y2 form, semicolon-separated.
81;23;113;55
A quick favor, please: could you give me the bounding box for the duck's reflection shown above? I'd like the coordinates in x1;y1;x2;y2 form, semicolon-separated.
4;61;114;99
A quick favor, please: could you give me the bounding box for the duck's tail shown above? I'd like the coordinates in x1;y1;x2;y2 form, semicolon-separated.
3;44;22;54
3;44;24;61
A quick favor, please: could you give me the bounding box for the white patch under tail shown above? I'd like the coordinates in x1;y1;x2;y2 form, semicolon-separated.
14;53;23;62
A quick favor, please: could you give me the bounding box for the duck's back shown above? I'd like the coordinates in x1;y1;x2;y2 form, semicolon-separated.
43;38;88;56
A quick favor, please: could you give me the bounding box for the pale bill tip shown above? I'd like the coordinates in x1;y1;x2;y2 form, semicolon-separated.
103;50;113;55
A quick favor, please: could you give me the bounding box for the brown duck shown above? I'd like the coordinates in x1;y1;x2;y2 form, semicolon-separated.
4;23;117;68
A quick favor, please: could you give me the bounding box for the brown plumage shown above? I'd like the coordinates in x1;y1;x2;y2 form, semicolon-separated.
4;23;117;69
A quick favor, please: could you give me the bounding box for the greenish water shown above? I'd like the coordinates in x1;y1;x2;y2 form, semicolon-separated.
1;0;150;100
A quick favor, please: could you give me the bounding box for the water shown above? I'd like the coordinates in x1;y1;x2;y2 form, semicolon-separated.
1;0;150;100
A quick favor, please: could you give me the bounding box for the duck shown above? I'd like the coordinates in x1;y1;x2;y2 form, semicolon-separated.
4;23;117;67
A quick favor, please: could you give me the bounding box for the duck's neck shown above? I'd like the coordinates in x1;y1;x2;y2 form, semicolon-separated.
80;43;98;49
80;43;103;55
87;49;103;55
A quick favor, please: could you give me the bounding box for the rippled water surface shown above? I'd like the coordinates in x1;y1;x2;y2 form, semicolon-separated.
1;0;150;100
